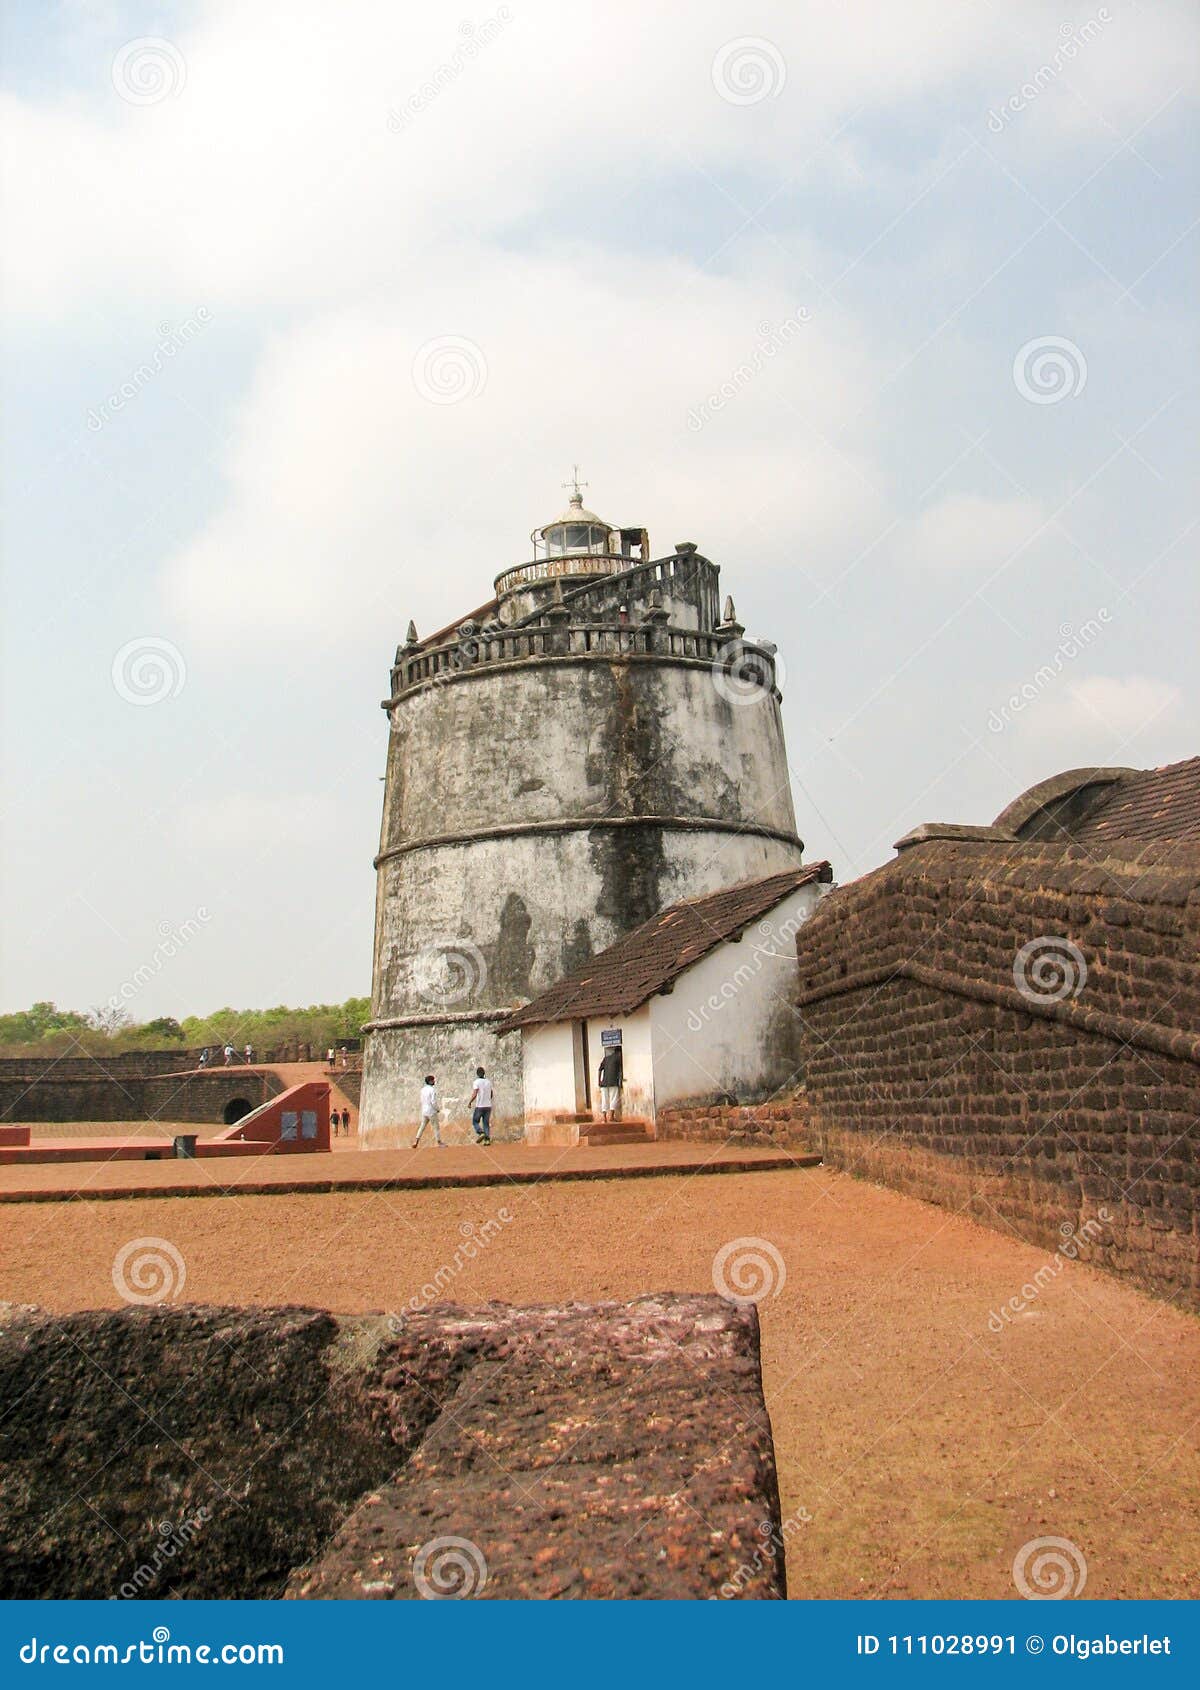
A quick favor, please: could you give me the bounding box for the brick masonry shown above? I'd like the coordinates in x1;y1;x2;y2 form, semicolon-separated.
792;837;1200;1309
657;1099;809;1150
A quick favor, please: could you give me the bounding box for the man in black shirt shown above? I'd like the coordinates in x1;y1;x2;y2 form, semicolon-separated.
597;1045;622;1122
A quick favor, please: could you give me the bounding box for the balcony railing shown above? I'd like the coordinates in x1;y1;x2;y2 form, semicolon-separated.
389;620;776;701
494;554;629;596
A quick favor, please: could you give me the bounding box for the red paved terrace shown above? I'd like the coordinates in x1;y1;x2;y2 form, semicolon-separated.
0;1081;331;1166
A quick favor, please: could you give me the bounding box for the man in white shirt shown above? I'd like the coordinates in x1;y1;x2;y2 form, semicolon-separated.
470;1067;493;1145
413;1074;443;1148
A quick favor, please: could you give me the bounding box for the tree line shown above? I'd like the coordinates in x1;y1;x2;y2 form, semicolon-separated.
0;999;370;1058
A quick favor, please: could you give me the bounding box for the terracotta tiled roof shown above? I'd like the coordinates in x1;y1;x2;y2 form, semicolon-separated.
496;864;833;1032
1071;757;1200;845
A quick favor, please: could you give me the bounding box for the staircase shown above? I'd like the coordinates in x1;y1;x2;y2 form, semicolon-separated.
556;1112;653;1147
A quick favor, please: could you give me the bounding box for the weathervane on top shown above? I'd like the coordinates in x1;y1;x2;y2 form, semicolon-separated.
562;464;588;500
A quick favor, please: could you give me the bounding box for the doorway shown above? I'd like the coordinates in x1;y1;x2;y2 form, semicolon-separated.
572;1020;591;1116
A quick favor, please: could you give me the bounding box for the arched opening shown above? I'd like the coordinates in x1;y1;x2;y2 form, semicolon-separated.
223;1097;253;1126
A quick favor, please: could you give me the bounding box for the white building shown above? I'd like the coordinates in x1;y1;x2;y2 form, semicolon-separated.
495;866;832;1145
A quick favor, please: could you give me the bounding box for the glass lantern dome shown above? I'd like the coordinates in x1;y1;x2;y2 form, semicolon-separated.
533;491;615;559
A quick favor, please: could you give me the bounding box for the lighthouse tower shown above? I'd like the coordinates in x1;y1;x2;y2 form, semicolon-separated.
359;482;805;1144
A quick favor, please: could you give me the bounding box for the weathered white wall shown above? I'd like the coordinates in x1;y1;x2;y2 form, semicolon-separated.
359;1023;522;1149
521;1021;577;1144
649;885;829;1114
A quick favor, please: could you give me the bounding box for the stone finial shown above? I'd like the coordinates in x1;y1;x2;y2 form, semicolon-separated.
676;540;698;555
642;586;669;623
545;578;570;624
716;596;744;639
404;620;418;647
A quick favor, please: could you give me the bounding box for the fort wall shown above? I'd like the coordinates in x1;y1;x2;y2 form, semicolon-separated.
793;838;1200;1308
0;1060;283;1125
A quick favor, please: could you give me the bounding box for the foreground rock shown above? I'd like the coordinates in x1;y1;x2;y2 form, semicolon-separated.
0;1294;784;1601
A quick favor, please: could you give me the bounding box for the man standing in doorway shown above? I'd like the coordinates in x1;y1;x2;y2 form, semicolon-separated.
597;1042;622;1122
470;1067;493;1145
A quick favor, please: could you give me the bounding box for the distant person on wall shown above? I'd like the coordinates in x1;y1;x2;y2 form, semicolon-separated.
223;1042;235;1066
470;1067;493;1145
198;1048;209;1068
244;1043;254;1066
597;1044;623;1121
413;1076;442;1148
339;1046;348;1068
327;1047;335;1068
330;1108;341;1137
342;1106;352;1134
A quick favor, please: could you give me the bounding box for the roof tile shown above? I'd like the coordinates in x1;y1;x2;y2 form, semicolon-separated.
1072;757;1200;845
496;864;833;1031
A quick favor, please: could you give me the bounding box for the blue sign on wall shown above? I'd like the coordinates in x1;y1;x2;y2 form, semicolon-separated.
600;1029;622;1047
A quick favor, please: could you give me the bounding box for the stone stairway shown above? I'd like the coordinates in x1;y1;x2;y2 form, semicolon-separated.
550;1110;653;1146
578;1114;654;1147
266;1062;360;1125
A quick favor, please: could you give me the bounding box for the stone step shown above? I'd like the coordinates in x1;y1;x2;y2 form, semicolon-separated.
580;1117;653;1147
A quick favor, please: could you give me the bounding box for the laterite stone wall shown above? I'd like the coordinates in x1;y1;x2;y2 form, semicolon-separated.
656;1098;809;1150
0;1065;282;1125
794;838;1200;1308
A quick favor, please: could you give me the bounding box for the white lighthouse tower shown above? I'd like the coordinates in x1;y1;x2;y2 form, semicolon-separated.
360;483;804;1143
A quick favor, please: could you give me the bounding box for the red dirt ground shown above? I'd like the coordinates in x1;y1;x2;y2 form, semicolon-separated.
1;1163;1196;1599
0;1137;808;1199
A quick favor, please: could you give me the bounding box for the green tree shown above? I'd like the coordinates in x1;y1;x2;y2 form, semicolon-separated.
142;1016;185;1042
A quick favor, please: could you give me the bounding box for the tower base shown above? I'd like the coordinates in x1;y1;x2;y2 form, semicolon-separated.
359;1015;523;1148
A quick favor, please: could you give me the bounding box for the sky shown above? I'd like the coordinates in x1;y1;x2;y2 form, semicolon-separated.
1;0;1197;1022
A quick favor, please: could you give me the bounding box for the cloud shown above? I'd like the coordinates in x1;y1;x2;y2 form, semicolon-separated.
902;492;1047;572
992;671;1183;776
4;1;1195;319
161;252;884;637
3;0;1195;1019
175;791;337;852
1063;674;1181;738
